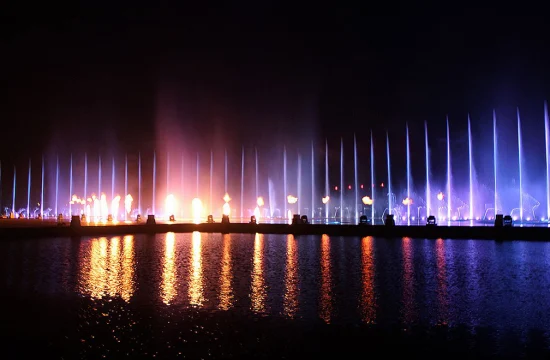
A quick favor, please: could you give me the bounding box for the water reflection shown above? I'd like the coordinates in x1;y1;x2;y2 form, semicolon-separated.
360;236;376;323
189;231;204;306
283;234;299;318
319;234;332;323
79;236;135;301
435;238;449;325
402;237;415;323
219;234;234;310
250;233;267;313
161;232;177;305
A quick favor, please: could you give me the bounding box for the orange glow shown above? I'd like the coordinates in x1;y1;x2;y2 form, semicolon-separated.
402;197;413;206
111;195;121;222
161;232;177;305
121;235;135;302
107;237;121;297
191;198;203;224
437;192;444;201
402;237;415;324
362;196;373;205
256;196;264;207
189;231;204;306
435;238;448;325
223;193;231;203
165;194;177;218
250;233;267;313
283;234;299;318
124;194;133;216
219;234;234;310
319;234;332;323
360;236;376;323
222;202;231;216
322;195;330;204
287;195;298;204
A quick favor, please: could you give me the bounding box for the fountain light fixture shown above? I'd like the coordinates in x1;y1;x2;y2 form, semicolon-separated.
287;195;298;204
249;215;257;224
221;214;230;224
169;214;175;222
207;214;214;223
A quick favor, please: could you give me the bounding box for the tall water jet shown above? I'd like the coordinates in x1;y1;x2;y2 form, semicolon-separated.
210;150;213;214
55;156;59;215
517;108;523;220
255;147;259;199
241;146;244;219
386;132;392;215
152;152;156;214
180;153;184;219
493;110;498;215
84;153;87;202
468;116;474;220
138;152;142;215
69;155;72;215
195;153;199;197
124;154;128;202
370;131;375;222
425;121;431;217
27;159;31;217
340;138;344;222
406;123;411;224
353;134;358;222
224;149;228;194
283;146;287;219
41;156;44;217
311;142;315;219
325;140;329;219
0;161;2;210
111;156;115;201
446;117;451;220
12;166;16;215
167;152;170;196
297;154;301;215
98;155;102;197
545;101;550;219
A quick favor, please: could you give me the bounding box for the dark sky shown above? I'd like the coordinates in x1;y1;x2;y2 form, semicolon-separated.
3;4;550;156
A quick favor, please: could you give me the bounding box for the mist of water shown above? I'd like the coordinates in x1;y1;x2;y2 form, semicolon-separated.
283;146;287;219
325;140;329;219
297;153;302;215
41;156;44;217
493;110;498;215
195;153;199;198
167;152;170;196
138;152;142;215
12;166;16;215
224;149;228;194
84;153;88;203
255;148;259;199
111;156;115;201
125;154;128;199
98;155;102;197
152;152;156;214
545;101;550;219
69;155;73;215
55;157;59;215
311;142;315;219
210;150;213;213
241;147;244;219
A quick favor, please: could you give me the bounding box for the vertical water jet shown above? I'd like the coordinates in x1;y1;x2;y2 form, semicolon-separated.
210;150;213;214
283;146;287;218
297;153;301;215
255;147;259;199
353;134;358;222
41;156;44;217
311;141;315;219
386;132;392;215
406;123;411;224
224;149;228;194
138;152;142;215
180;153;184;219
446;117;451;220
493;110;498;216
27;158;31;217
111;156;115;201
241;146;244;219
370;131;375;222
325;140;329;219
340;138;344;222
517;108;523;220
468;115;474;220
84;153;87;202
69;155;72;215
545;101;550;219
195;153;199;197
13;166;16;215
166;152;170;196
124;154;128;199
425;121;431;217
55;156;59;215
98;155;102;197
152;152;156;214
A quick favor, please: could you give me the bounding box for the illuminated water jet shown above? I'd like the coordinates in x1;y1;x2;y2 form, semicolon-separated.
370;131;375;222
325;140;329;219
517;108;523;220
446;117;451;221
425;121;431;217
354;134;358;222
386;132;392;215
468;115;474;220
406;123;411;224
340;138;344;221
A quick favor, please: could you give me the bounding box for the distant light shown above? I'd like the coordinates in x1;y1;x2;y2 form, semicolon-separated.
334;186;338;191
411;216;416;221
380;183;384;187
421;216;425;220
513;216;518;221
452;216;457;221
348;185;352;190
526;217;531;221
360;184;364;189
402;216;406;221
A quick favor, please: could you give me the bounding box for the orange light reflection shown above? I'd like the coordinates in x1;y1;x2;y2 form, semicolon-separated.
319;234;332;323
402;237;415;324
189;231;204;306
435;238;449;325
250;233;267;313
283;234;299;318
219;234;234;310
161;232;177;305
360;236;376;323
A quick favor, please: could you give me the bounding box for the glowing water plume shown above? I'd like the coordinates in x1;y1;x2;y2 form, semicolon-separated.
287;209;292;224
325;139;329;219
222;193;231;216
254;206;261;221
406;123;411;224
283;234;299;318
124;194;133;218
319;234;332;323
189;231;204;306
287;195;298;204
84;153;88;204
354;133;359;222
138;152;142;215
40;156;44;217
69;154;73;215
111;195;121;221
165;194;176;218
209;150;213;213
322;196;330;204
100;193;108;220
27;158;31;217
283;146;287;218
219;234;234;310
297;153;301;214
311;141;315;219
55;156;58;215
111;156;115;201
241;146;244;219
255;147;259;199
370;131;375;222
386;132;392;215
250;233;267;313
360;236;376;324
152;151;156;214
545;101;550;219
340;138;344;221
493;110;498;215
425;121;431;217
517;108;524;220
468;115;474;220
161;232;177;305
446;117;451;220
191;198;203;224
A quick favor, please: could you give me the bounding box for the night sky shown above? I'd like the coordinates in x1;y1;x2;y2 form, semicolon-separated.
3;5;550;201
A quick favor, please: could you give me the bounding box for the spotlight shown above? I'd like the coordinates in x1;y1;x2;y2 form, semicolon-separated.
359;215;368;225
221;214;230;224
249;215;257;224
494;214;503;227
70;215;81;227
384;214;395;226
136;214;142;223
146;215;156;225
291;214;301;225
207;215;214;223
169;214;175;222
300;215;309;224
107;214;113;222
426;215;437;226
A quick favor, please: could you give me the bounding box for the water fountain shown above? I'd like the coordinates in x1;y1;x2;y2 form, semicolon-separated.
210;150;214;214
84;153;88;204
425;121;431;218
354;134;358;222
180;153;184;219
297;153;302;215
98;155;102;198
255;148;259;200
167;152;170;197
55;157;59;215
283;146;287;219
111;156;115;201
125;154;128;206
41;156;44;217
340;138;344;222
241;147;244;219
138;152;142;215
386;132;392;215
27;159;31;217
370;131;375;222
493;110;498;216
224;149;228;194
152;152;156;214
545;102;550;219
446;118;451;220
69;155;73;215
325;140;329;220
195;152;199;199
468;115;474;220
311;142;315;219
406;123;411;224
517;108;523;220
